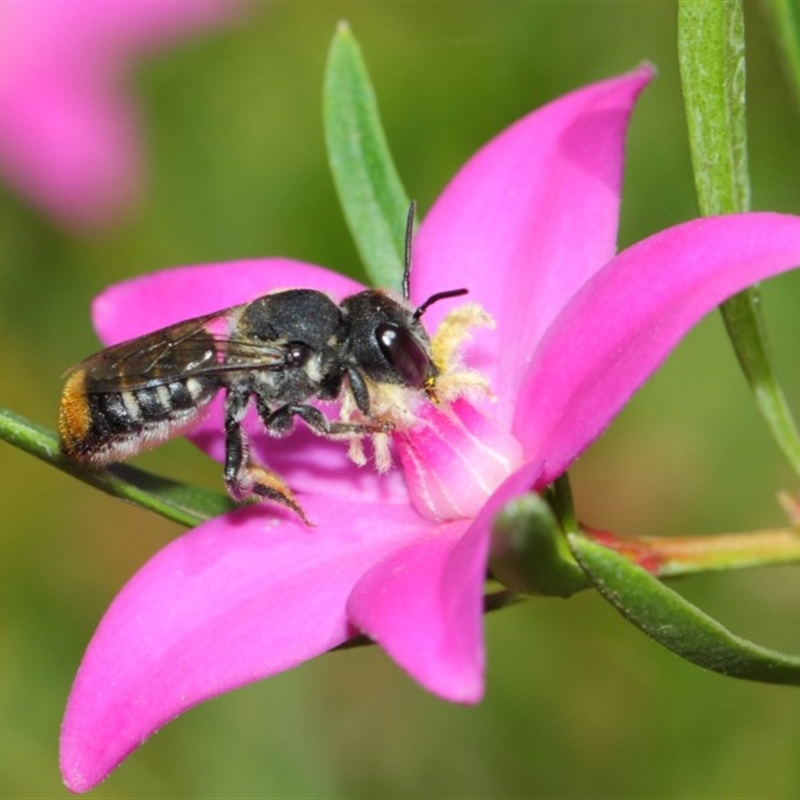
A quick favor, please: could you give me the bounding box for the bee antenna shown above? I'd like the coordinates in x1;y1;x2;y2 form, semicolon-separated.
402;200;416;301
413;287;469;321
403;201;468;319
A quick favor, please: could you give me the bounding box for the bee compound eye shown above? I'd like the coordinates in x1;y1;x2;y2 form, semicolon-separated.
375;323;431;387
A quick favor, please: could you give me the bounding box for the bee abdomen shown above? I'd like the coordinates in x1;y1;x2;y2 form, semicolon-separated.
59;370;218;465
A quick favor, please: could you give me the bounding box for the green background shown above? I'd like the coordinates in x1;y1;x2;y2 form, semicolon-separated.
3;1;800;796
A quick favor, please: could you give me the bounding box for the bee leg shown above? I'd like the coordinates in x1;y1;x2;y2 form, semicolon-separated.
261;402;392;439
346;366;371;416
223;389;309;524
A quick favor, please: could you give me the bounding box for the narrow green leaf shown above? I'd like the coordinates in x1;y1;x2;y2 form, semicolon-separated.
323;22;410;292
678;0;749;213
570;533;800;686
0;407;234;527
678;0;800;479
765;0;800;113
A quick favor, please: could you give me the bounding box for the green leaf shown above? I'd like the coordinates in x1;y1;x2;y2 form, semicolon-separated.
569;533;800;686
0;407;234;527
323;22;410;292
678;0;800;480
678;0;749;214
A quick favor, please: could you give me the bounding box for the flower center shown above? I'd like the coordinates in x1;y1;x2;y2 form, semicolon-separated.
394;398;523;521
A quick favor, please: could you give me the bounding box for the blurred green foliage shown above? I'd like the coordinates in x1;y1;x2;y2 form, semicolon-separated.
4;2;800;797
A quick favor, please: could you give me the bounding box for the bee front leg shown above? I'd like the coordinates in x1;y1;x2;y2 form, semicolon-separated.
223;389;309;524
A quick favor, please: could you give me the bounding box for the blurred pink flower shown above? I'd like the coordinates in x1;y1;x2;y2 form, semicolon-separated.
60;66;800;791
0;0;238;227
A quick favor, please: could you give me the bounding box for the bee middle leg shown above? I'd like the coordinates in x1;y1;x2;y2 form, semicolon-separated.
223;389;308;523
258;400;392;439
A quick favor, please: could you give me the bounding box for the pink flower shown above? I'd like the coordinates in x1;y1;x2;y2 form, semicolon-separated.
60;66;800;791
0;0;239;227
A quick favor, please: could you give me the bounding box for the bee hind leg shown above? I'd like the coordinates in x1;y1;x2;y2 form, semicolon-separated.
229;461;311;526
223;390;310;525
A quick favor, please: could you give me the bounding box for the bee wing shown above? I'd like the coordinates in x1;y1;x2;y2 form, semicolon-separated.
70;309;289;392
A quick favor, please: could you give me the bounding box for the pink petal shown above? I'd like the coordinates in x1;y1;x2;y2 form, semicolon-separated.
396;398;523;520
60;497;432;793
516;213;800;483
0;1;239;227
347;524;478;702
412;65;654;427
69;0;239;49
347;460;543;702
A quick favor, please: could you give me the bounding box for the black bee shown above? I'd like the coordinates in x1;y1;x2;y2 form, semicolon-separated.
59;207;467;521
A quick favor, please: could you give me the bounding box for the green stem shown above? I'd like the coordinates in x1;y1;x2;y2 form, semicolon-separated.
0;406;234;527
546;473;578;534
584;525;800;578
678;0;800;479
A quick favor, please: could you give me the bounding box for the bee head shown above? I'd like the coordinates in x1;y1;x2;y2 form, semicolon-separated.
340;287;468;390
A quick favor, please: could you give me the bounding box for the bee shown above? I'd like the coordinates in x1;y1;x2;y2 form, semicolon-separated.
59;207;469;522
